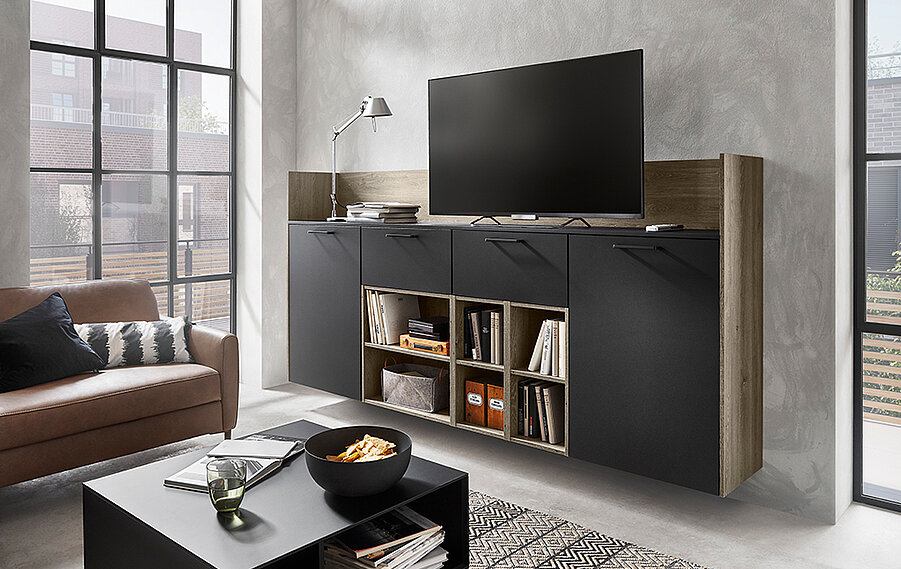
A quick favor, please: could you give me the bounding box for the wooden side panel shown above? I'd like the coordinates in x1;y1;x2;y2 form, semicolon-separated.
289;159;723;228
288;171;332;221
719;153;764;496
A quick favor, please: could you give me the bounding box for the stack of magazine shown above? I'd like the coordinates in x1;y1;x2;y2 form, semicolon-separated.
163;433;306;491
346;202;420;223
324;506;447;569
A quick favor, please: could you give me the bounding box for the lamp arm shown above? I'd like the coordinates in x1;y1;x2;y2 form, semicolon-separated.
332;100;368;138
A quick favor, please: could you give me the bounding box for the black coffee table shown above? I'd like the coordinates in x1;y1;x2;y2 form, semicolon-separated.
83;420;468;569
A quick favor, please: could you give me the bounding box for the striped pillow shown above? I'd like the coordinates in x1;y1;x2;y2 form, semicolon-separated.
74;318;194;369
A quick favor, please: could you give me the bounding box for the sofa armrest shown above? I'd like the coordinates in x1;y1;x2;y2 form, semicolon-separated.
188;325;239;432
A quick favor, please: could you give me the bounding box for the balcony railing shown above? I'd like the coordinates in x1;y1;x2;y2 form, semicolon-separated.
30;239;230;331
30;104;229;135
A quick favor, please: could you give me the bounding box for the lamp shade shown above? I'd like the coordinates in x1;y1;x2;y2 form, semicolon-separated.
362;97;392;118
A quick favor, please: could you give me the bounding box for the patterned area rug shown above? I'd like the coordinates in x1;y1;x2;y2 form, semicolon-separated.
469;491;708;569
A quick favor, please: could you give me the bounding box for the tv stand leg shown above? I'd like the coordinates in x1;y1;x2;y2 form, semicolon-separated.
470;216;502;225
559;217;590;228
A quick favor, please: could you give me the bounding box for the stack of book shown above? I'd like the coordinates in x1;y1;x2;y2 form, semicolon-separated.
462;307;503;365
527;318;566;377
517;380;565;445
324;506;447;569
367;292;422;345
400;316;450;357
346;202;420;223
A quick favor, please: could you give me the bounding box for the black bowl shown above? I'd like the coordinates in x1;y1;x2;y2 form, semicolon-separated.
304;426;412;497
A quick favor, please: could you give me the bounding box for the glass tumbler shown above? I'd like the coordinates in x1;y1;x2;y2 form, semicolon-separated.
206;458;246;514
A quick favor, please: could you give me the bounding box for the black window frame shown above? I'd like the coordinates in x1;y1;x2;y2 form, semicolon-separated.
853;0;901;512
29;0;238;333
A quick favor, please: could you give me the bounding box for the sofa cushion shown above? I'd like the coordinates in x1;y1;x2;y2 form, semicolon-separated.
0;363;221;451
0;293;104;394
75;318;194;368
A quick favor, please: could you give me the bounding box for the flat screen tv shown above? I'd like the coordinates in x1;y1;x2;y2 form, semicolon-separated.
428;49;644;219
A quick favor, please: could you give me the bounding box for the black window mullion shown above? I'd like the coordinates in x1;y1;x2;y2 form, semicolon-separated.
91;0;104;280
167;0;177;318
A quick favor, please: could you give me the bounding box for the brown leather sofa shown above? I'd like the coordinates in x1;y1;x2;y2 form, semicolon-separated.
0;279;238;487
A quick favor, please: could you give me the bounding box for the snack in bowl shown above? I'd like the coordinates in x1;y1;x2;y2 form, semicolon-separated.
326;434;396;463
305;426;412;496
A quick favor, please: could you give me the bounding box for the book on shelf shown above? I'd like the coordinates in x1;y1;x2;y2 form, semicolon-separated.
469;311;482;360
325;540;447;569
373;293;421;345
345;202;421;214
479;310;491;363
535;383;549;442
527;321;547;372
488;309;503;365
408;316;449;340
332;506;441;561
163;434;306;492
543;383;565;445
539;322;552;375
528;318;565;377
347;215;418;224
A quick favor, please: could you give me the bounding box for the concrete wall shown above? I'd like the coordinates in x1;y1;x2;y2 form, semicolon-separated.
0;0;30;288
237;0;297;388
295;0;852;522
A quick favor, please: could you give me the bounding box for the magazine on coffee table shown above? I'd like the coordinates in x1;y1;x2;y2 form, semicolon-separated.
163;434;307;492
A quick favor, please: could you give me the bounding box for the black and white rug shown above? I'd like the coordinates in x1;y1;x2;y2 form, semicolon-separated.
469;491;708;569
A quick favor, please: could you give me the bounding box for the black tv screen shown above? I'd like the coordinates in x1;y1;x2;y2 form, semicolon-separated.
428;49;644;218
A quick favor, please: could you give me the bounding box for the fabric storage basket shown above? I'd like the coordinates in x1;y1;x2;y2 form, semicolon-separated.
382;362;449;413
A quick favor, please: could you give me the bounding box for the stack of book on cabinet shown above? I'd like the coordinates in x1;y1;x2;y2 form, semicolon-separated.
518;380;565;445
527;318;566;377
400;316;450;356
346;202;420;223
463;306;503;364
324;506;447;569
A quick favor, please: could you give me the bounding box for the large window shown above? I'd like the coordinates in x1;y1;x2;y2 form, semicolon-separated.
29;0;236;332
854;0;901;510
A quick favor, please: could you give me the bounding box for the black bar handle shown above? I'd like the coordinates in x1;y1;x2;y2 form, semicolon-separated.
307;229;334;235
485;237;523;243
612;244;659;251
385;233;418;239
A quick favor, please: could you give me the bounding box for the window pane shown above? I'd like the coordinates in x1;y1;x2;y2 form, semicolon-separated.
178;71;230;171
30;50;93;168
30;172;93;285
866;161;901;324
101;57;168;170
862;333;901;503
177;176;229;277
105;0;167;56
31;0;93;49
867;0;901;154
174;280;231;331
101;174;168;281
175;0;232;69
152;284;170;318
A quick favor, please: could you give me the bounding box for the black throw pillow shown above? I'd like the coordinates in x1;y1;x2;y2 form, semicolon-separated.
0;292;104;393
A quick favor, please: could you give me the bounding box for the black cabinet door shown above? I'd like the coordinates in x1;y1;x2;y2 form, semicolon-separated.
361;227;452;294
568;235;720;494
453;230;567;306
289;224;361;399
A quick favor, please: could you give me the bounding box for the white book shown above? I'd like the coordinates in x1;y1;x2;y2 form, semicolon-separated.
558;320;566;378
367;291;377;343
490;311;498;364
379;293;421;345
376;292;388;344
165;455;281;492
540;320;552;375
528;321;547;371
208;438;297;459
551;320;559;377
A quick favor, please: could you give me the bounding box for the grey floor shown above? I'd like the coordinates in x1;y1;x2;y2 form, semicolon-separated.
1;382;898;569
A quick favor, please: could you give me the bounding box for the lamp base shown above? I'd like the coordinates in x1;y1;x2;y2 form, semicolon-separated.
326;216;348;222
